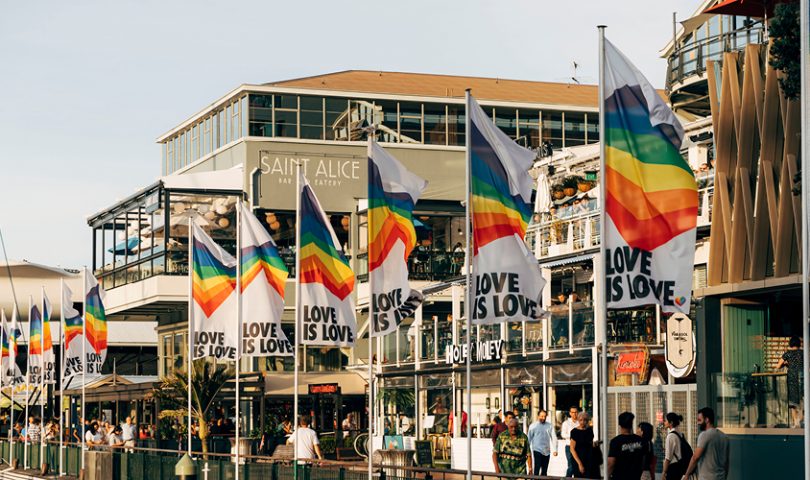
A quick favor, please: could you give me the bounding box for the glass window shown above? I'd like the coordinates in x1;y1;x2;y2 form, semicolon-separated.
716;293;804;430
585;113;598;144
542;111;563;149
274;95;298;138
399;102;422;144
326;97;349;141
518;109;541;149
447;105;465;146
300;96;324;140
349;100;372;141
564;112;587;147
191;124;199;161
231;99;241;140
424;103;447;145
493;107;517;140
249;94;273;137
373;100;398;143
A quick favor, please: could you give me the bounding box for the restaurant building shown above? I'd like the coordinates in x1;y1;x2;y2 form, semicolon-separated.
89;71;601;444
662;2;804;478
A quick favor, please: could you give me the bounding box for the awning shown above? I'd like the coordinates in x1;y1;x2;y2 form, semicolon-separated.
704;0;790;18
265;371;367;396
539;253;595;269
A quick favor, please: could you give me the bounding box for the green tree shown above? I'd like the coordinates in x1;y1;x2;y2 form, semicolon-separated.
152;359;234;454
769;3;800;100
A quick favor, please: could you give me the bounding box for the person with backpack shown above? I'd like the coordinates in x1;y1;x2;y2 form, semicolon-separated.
661;412;692;480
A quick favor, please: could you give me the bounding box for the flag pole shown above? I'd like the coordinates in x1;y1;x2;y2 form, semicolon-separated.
59;280;64;476
24;295;30;471
799;0;809;475
366;135;374;480
39;287;45;471
235;200;243;480
293;162;302;479
597;24;609;479
5;308;12;470
187;217;194;456
81;269;87;474
464;88;473;480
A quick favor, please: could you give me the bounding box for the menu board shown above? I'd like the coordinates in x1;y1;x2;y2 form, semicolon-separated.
414;440;433;467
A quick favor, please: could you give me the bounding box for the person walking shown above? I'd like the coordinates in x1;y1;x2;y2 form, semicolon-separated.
527;409;558;476
683;407;729;480
607;412;646;480
287;415;323;461
491;411;513;445
636;422;656;480
492;418;532;475
569;412;598;478
776;335;804;428
661;413;692;480
561;406;579;477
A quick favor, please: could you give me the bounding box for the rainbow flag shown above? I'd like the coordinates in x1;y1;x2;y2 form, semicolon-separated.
469;95;545;325
62;283;84;387
191;222;238;360
603;39;697;313
1;309;9;360
2;307;24;387
85;273;108;373
41;291;56;384
238;202;292;357
299;173;356;346
368;139;426;336
27;299;43;384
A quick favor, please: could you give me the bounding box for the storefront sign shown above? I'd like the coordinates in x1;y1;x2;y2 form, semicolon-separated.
444;340;503;365
260;153;361;188
616;350;648;376
665;312;695;378
308;383;340;395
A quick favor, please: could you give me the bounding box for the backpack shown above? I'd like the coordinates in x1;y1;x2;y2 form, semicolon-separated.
667;431;693;478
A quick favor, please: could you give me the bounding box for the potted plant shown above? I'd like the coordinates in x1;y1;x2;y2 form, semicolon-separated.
562;177;578;197
552;184;565;200
576;176;592;192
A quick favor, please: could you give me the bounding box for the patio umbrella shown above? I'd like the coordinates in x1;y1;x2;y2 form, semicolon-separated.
703;0;793;18
534;172;552;213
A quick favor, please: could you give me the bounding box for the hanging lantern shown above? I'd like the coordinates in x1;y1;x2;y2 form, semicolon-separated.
271;221;281;231
204;211;216;221
218;217;230;228
341;216;350;230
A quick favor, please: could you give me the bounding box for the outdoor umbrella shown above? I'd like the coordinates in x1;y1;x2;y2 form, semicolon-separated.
703;0;794;18
107;237;140;255
534;172;552;214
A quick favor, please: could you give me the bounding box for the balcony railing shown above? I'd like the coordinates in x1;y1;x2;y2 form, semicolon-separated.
666;22;767;92
357;249;465;283
528;185;713;260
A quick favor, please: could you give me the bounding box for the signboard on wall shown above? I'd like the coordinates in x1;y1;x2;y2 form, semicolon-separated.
616;350;648;376
444;339;504;365
308;383;340;395
665;312;695;378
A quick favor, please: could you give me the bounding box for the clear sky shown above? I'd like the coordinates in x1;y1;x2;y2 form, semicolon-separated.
0;0;697;268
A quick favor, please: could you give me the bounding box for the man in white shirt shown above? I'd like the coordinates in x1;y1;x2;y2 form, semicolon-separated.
84;422;103;449
560;406;579;477
108;426;125;448
287;415;322;461
121;417;137;451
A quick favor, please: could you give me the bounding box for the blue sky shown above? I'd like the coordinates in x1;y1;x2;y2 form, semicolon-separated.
0;0;697;268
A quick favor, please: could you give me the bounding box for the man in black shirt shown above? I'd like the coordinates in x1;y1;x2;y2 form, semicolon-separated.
607;412;646;480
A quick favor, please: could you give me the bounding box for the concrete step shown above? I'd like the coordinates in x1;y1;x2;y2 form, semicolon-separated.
0;466;61;480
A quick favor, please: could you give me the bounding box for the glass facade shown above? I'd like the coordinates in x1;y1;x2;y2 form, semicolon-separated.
90;184;240;290
161;91;598;175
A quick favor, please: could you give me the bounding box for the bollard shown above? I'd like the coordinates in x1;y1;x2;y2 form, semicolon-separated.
175;453;197;480
424;473;432;480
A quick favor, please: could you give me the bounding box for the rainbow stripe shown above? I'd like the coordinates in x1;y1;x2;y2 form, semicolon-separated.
300;183;354;300
29;305;43;356
1;327;8;359
368;158;419;270
63;315;83;350
42;296;53;354
470;122;532;255
605;84;698;251
85;284;108;354
192;234;237;318
241;241;288;297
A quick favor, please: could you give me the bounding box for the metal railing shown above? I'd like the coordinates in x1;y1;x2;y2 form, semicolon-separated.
666;22;767;91
0;441;595;480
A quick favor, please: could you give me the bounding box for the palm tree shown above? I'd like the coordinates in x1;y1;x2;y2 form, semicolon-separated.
152;359;234;454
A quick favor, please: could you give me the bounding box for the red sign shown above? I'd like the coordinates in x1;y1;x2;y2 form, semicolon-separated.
309;383;339;395
616;351;647;375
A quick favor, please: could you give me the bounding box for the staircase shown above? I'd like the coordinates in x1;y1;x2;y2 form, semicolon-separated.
0;466;66;480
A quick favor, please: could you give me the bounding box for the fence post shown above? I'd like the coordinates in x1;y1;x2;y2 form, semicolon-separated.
380;469;386;480
339;466;345;480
